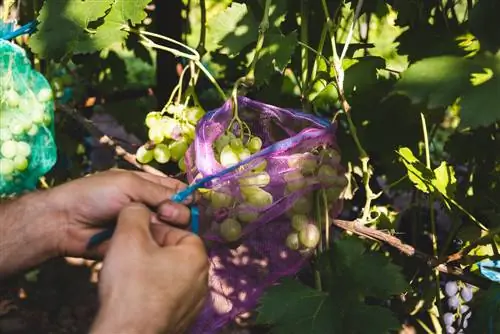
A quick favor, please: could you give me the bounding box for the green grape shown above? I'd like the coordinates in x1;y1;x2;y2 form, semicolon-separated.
43;114;52;126
0;158;14;176
285;233;300;250
161;117;178;139
291;214;309;232
178;157;186;171
291;196;312;214
252;159;267;172
1;140;17;159
169;139;188;162
181;122;196;140
211;191;233;209
238;148;251;161
148;126;164;144
214;135;231;154
13;156;28;171
0;128;12;141
317;165;338;185
288;154;318;175
166;104;184;116
31;105;45;124
185;107;205;124
230;138;244;153
320;148;341;164
299;224;320;248
284;171;307;192
16;141;31;157
325;187;342;202
237;208;259;223
37;88;53;102
335;174;348;188
27;125;39;137
220;145;239;167
219;218;242;242
239;171;270;188
145;112;161;128
247;137;262;153
4;89;19;107
153;144;171;164
241;186;273;208
136;146;154;164
9;123;24;136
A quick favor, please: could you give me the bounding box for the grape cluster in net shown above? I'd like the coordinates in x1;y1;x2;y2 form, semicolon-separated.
0;40;57;194
135;104;205;171
443;280;475;333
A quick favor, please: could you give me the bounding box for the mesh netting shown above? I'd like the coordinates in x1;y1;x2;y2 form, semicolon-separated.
0;33;57;195
185;97;346;333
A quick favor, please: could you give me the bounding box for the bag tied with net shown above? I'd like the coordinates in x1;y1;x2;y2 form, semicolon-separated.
184;96;347;333
0;22;57;195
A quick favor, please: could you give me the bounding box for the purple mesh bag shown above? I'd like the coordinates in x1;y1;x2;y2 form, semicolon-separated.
185;97;346;333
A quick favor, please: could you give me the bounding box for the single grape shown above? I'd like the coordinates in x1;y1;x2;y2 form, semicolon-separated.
445;281;458;297
211;191;233;209
4;89;19;107
462;320;468;329
153;144;171;164
184;107;205;125
291;196;312;214
37;88;53;102
445;326;456;334
168;139;188;162
148;126;164;144
220;145;239;167
42;114;52;126
30;105;45;124
285;233;300;250
237;208;259;223
246;137;262;153
0;128;12;141
335;174;349;188
251;159;267;172
161;117;179;139
448;295;459;310
317;165;338;185
165;104;184;116
13;156;28;171
298;224;320;248
219;218;242;242
325;187;342;202
237;148;251;161
0;159;14;176
214;135;231;154
241;186;273;208
1;140;17;159
459;305;469;315
17;142;31;158
230;138;244;152
284;171;307;192
239;171;270;188
27;124;39;137
145;111;161;128
288;154;318;175
178;157;186;172
320;148;341;164
181;122;196;141
291;214;309;232
136;146;154;164
9;123;24;136
444;313;455;326
460;286;473;302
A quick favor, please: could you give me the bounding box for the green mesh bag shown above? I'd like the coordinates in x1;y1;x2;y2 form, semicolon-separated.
0;38;57;195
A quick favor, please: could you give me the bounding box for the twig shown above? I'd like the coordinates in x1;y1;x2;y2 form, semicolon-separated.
56;104;167;178
332;219;491;288
445;226;500;264
196;0;207;56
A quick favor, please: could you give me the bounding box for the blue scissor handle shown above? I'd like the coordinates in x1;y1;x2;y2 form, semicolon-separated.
0;21;37;40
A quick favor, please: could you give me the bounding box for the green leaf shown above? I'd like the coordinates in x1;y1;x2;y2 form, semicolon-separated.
393;56;482;109
344;56;386;95
254;31;298;85
206;2;259;56
256;278;333;334
29;0;151;59
433;161;457;198
347;304;402;334
469;284;500;333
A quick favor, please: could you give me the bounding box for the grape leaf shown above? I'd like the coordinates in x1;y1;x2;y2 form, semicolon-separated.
469;0;500;53
29;0;151;59
256;278;333;334
468;283;500;333
206;2;258;56
254;31;298;85
393;56;482;109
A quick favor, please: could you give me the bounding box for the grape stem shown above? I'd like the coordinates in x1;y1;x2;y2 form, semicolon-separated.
57;104;168;178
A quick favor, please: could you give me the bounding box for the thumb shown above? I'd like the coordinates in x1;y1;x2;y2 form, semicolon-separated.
112;203;154;248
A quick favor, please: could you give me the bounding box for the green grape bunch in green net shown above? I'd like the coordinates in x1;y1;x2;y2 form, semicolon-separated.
0;39;57;195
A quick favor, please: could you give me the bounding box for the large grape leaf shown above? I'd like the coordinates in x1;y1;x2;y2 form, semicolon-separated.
254;31;298;85
205;2;258;56
29;0;151;59
393;56;482;109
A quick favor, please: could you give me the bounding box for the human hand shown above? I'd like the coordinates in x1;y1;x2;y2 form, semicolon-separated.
46;169;194;259
91;204;209;334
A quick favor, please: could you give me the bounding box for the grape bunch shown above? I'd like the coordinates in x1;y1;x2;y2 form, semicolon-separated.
443;280;475;333
135;104;205;171
0;64;55;189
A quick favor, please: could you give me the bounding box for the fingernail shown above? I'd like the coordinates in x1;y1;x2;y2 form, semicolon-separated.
158;203;179;221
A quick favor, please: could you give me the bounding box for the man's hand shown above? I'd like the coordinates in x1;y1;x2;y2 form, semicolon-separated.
46;169;194;259
91;204;209;334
